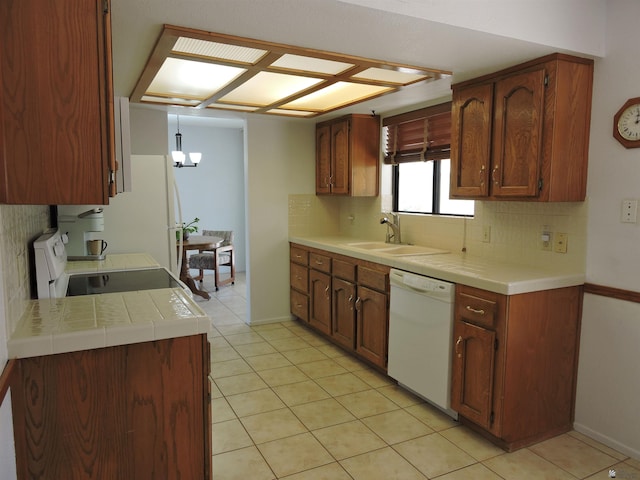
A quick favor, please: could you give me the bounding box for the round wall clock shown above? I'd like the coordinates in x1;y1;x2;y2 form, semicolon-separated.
613;97;640;148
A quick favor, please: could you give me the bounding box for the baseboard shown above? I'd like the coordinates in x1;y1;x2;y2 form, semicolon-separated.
247;315;293;326
573;422;640;461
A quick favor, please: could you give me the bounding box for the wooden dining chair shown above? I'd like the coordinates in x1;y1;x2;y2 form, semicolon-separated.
188;230;235;291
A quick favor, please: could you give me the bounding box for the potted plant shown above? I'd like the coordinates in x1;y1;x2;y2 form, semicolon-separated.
177;217;199;241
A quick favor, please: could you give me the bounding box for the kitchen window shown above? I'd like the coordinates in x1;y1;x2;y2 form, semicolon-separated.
384;103;474;216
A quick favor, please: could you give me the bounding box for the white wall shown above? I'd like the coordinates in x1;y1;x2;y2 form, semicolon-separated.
574;0;640;459
245;115;315;324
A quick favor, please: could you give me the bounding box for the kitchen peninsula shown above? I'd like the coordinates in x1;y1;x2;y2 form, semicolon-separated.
8;254;212;479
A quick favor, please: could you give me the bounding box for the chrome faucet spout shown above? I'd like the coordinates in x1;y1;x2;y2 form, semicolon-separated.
380;214;401;244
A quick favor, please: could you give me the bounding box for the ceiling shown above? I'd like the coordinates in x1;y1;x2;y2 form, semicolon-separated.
111;0;605;122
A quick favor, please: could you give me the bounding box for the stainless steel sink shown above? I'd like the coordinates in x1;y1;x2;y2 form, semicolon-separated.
344;242;449;256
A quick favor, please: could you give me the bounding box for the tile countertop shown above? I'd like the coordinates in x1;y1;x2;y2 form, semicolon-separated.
9;253;209;359
289;236;585;296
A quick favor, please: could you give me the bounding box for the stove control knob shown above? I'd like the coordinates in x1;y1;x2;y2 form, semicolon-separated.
54;242;65;256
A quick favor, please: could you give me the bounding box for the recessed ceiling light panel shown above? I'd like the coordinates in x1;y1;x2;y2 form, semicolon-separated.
148;58;246;99
130;25;451;117
353;67;431;85
271;54;354;75
173;37;267;64
220;71;324;106
283;81;393;111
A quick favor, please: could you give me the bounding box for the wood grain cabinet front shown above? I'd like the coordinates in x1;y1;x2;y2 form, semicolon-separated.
451;284;583;451
0;0;117;204
315;114;380;197
289;243;390;370
11;335;212;479
450;53;593;202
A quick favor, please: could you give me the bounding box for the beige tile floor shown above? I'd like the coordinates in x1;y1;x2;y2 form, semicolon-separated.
194;273;639;480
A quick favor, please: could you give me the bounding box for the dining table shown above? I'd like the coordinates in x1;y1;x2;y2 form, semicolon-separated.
179;235;223;300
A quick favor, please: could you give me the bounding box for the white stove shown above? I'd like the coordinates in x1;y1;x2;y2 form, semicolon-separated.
34;229;70;298
34;229;186;299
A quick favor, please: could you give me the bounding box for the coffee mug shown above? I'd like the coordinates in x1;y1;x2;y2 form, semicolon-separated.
87;239;108;256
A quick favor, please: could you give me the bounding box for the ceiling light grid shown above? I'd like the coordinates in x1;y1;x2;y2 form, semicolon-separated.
130;25;451;118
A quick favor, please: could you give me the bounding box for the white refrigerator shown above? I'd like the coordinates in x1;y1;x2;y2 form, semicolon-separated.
59;155;182;275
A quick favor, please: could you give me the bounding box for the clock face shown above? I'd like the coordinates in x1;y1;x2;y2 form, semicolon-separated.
617;103;640;141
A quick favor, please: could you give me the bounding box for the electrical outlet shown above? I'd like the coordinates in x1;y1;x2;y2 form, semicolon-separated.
482;225;491;243
554;233;568;253
621;199;638;223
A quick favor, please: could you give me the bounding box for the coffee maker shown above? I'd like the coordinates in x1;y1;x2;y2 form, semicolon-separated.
57;208;106;259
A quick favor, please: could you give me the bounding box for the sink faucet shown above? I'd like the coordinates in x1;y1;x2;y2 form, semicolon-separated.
380;213;401;244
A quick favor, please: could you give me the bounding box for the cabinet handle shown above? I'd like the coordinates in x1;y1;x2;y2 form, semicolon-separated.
466;305;485;315
315;259;324;265
480;165;486;185
492;165;499;185
455;335;463;358
354;297;361;311
324;285;330;297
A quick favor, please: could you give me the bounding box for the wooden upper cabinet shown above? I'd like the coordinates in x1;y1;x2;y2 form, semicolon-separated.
315;124;332;194
0;0;115;205
315;114;380;197
492;69;545;197
450;83;493;197
450;53;593;202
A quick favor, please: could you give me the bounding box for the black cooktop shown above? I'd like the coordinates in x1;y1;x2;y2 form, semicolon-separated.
67;268;181;297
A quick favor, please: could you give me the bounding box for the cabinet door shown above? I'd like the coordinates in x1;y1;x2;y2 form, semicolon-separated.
355;286;388;368
290;262;308;294
491;68;545;197
316;124;332;194
330;119;350;195
11;335;209;479
451;321;496;430
450;83;493;198
309;270;331;335
332;277;356;349
290;288;309;322
0;0;114;205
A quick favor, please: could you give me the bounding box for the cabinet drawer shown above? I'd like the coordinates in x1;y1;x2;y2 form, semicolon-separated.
333;258;356;282
290;288;309;322
290;263;308;294
358;266;388;292
456;288;500;329
309;252;331;273
290;245;309;265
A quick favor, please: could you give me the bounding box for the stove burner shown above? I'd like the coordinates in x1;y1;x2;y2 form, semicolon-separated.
67;268;181;296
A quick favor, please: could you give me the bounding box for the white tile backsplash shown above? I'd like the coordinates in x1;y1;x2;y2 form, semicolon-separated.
288;194;586;272
0;205;50;344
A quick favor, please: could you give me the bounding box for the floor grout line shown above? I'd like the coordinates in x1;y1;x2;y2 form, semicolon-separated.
203;276;632;480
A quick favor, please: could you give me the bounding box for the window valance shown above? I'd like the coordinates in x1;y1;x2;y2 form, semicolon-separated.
383;101;451;164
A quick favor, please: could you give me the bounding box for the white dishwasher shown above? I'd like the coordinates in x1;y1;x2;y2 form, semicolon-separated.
387;268;457;418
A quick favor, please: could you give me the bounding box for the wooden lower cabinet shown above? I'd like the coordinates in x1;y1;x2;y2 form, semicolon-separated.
290;243;389;370
11;334;212;479
355;285;388;367
332;277;356;349
451;284;583;451
310;269;332;335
